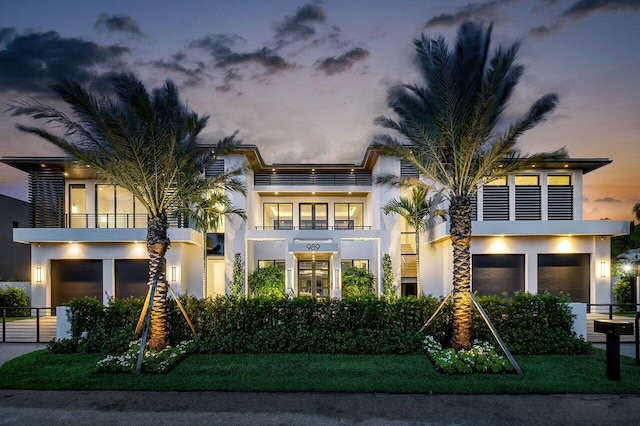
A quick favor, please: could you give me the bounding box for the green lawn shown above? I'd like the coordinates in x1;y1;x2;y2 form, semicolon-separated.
1;316;34;323
1;350;639;393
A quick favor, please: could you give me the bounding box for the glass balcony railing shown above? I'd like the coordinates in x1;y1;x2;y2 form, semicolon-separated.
65;213;191;229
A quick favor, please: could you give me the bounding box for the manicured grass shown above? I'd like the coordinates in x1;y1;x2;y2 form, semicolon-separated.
1;350;639;393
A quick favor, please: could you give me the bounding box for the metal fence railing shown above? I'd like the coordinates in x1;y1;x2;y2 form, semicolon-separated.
1;307;57;343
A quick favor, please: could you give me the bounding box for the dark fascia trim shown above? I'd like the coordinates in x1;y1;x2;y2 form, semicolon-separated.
1;149;612;175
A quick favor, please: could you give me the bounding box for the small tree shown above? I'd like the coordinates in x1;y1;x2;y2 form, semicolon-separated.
248;266;286;298
382;254;397;302
613;278;633;311
229;253;244;297
342;266;375;299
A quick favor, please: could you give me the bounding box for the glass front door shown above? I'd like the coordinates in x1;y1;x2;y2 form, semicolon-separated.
298;260;330;298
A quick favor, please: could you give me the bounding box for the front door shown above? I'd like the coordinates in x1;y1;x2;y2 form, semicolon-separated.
298;260;330;298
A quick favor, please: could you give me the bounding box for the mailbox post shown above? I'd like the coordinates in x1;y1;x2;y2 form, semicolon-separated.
594;320;634;381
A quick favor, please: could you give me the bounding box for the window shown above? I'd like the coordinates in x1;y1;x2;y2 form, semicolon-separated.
96;184;146;228
258;260;285;269
206;233;224;255
485;177;507;186
263;203;293;229
341;260;369;270
548;175;571;186
69;184;86;228
515;175;539;186
334;203;363;229
300;203;328;230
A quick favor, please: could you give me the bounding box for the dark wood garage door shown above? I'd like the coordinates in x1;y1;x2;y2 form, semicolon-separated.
115;259;148;298
51;260;102;308
472;254;525;296
538;254;590;302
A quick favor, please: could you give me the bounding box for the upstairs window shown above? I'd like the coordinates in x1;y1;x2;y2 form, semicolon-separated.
515;175;541;220
334;203;363;229
263;203;293;229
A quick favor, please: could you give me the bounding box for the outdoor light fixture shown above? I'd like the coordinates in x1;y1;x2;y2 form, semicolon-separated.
170;266;177;282
600;261;606;278
36;267;42;283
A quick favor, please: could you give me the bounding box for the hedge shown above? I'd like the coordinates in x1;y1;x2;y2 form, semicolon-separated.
49;292;590;355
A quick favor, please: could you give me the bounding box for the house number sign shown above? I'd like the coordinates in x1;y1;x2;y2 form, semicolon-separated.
306;244;321;251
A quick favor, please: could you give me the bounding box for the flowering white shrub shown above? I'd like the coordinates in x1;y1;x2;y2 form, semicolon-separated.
96;340;195;374
423;335;514;374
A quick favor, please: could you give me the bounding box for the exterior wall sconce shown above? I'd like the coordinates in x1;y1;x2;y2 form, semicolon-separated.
36;267;42;283
600;261;607;278
170;266;177;282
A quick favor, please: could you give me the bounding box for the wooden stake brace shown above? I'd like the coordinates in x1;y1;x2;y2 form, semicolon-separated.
419;290;523;375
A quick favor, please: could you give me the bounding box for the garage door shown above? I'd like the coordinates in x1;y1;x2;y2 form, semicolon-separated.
538;254;590;303
472;254;525;296
115;259;148;298
51;260;102;308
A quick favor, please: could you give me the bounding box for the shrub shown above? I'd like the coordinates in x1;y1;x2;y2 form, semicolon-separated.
471;292;592;355
229;253;244;297
342;266;375;299
248;265;286;298
381;254;397;302
59;296;141;354
613;278;634;310
0;286;30;316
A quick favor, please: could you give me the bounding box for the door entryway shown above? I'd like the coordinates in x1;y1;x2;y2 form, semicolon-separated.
298;259;330;298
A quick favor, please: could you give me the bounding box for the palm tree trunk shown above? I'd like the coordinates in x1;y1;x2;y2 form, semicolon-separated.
450;196;473;350
147;212;170;351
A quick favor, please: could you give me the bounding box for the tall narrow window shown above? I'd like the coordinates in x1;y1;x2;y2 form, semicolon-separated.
96;184;115;228
263;203;293;229
68;184;86;228
334;203;363;229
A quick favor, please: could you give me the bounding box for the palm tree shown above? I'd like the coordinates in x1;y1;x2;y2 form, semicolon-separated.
180;186;246;298
382;185;446;290
373;22;565;350
9;73;245;351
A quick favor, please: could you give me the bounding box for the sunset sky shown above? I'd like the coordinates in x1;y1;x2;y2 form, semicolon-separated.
1;0;639;221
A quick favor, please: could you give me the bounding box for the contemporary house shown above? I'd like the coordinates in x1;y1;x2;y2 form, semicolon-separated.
1;145;629;309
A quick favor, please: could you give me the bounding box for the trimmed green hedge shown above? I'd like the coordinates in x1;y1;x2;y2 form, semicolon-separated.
51;292;590;355
0;286;30;316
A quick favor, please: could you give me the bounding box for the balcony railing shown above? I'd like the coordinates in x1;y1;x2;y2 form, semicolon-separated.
254;224;372;230
65;213;190;229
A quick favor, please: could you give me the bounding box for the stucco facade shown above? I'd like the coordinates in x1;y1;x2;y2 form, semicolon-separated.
1;147;629;308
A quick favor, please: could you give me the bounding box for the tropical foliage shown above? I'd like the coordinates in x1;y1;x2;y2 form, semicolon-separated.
248;265;286;298
383;185;445;289
341;266;375;299
9;73;244;351
373;22;565;349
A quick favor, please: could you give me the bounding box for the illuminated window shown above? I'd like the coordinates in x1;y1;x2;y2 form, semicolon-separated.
334;203;363;229
547;175;571;186
341;259;369;270
68;184;86;228
485;177;507;186
515;175;539;186
263;203;293;229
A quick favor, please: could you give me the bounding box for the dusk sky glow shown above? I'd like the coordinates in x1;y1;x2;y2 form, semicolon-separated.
1;0;639;221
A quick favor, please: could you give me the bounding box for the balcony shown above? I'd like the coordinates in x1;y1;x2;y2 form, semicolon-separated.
65;213;190;229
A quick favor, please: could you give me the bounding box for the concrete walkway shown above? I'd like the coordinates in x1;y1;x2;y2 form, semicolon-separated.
0;343;46;367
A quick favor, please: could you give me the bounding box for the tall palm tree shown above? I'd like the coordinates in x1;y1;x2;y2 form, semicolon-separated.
9;73;245;351
382;185;446;290
373;22;565;350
